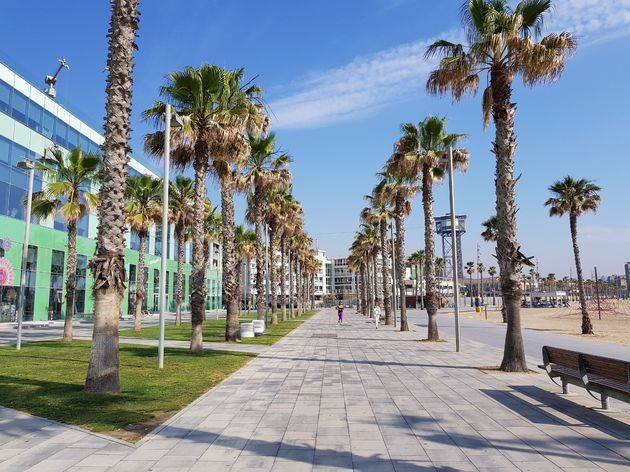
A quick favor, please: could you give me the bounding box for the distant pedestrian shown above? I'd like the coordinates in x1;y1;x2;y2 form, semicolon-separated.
336;303;344;324
373;301;381;329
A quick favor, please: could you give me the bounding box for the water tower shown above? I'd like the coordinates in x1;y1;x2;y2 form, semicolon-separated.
435;214;466;278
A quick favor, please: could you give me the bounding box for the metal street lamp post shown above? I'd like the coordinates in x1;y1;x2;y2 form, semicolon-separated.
265;224;270;326
15;159;36;350
446;145;462;352
158;104;182;369
390;221;397;328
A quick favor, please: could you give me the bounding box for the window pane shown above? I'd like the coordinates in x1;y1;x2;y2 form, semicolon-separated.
11;91;28;124
67;127;79;150
0;80;11;114
0;180;9;216
8;185;25;219
42;111;55;139
27;102;43;133
0;136;10;164
77;215;89;237
54;120;68;148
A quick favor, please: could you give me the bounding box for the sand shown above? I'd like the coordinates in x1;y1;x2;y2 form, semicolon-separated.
470;299;630;347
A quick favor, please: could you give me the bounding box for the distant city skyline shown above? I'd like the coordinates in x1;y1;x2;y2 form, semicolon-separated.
1;0;628;276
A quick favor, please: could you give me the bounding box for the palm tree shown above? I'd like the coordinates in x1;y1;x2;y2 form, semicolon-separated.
144;65;266;347
235;225;256;314
368;185;394;325
478;262;485;304
435;257;445;299
481;215;498;243
241;134;291;323
203;202;222;282
168;176;194;325
409;250;425;310
85;0;139;393
394;116;469;339
32;146;99;342
545;176;601;334
488;266;497;306
376;171;417;330
466;261;475;307
427;0;576;371
125;174;162;331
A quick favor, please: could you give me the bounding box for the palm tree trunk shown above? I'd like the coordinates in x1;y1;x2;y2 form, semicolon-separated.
280;236;287;321
85;0;139;394
175;230;184;326
269;225;278;325
469;273;474;307
289;250;294;319
190;158;208;351
360;263;367;315
63;221;77;342
373;251;381;307
395;202;408;331
419;262;424;310
414;263;419;310
134;231;147;332
221;175;240;342
570;214;593;334
254;191;265;320
492;68;527;372
379;220;392;325
422;167;437;339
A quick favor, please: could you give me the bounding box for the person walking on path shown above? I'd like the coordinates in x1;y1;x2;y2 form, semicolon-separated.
374;301;382;329
336;303;344;324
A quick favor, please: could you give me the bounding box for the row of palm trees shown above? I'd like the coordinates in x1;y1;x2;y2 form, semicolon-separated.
351;116;469;341
351;0;580;371
63;0;322;393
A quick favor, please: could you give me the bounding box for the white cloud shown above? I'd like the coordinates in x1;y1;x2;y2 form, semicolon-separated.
269;0;630;130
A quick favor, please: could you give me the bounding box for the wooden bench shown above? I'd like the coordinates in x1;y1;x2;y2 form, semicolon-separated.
539;346;630;410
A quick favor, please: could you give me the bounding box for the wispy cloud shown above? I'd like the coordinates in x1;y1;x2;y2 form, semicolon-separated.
269;0;630;130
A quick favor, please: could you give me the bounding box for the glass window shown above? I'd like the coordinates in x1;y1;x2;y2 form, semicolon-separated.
155;226;162;256
8;185;26;219
27;102;43;133
42;110;55;139
11;90;28;124
24;245;37;320
0;179;8;216
67;127;79;150
77;215;89;237
153;268;160;311
48;250;65;320
75;254;87;315
0;136;10;164
0;80;11;114
127;263;136;316
79;135;91;153
54;120;68;148
130;231;140;251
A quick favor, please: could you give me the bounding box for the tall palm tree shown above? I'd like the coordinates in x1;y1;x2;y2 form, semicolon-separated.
478;262;485;304
32;146;100;342
466;261;475;307
369;185;394;325
488;266;497;306
235;225;256;314
545;176;601;334
144;65;266;347
435;257;445;299
409;250;425;310
125;174;162;331
427;0;576;371
85;0;140;393
275;188;301;321
481;215;498;243
377;170;417;331
394;116;469;340
241;134;291;322
169;176;194;325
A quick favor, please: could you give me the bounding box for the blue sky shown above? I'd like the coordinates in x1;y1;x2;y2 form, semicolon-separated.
2;0;629;277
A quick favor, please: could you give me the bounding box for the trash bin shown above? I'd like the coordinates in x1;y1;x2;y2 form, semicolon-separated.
240;322;255;338
252;319;265;335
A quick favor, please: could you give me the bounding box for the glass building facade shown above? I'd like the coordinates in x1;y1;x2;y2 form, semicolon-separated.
0;61;222;321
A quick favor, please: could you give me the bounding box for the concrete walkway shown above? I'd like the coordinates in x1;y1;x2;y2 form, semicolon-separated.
0;309;629;471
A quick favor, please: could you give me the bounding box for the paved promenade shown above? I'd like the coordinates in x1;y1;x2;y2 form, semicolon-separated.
0;309;629;471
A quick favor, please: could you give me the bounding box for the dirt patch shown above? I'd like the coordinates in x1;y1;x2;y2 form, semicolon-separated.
105;410;175;443
478;366;539;375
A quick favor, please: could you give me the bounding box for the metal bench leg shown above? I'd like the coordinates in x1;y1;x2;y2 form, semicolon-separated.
601;392;609;410
561;377;569;394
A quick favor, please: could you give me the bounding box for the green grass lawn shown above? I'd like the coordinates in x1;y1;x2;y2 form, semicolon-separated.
119;310;318;346
0;341;255;440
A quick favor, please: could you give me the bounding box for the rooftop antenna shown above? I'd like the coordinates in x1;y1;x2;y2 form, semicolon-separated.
44;59;70;98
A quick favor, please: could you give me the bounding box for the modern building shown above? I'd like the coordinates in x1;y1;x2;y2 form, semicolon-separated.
0;61;221;322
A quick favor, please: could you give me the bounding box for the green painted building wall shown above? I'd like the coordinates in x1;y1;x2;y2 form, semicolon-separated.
0;214;222;322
